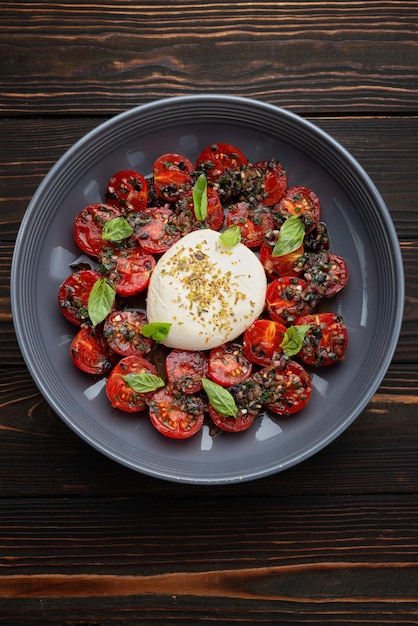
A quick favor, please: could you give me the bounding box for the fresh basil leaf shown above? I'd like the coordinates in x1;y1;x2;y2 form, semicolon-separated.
123;372;165;393
272;216;305;257
87;278;115;326
192;173;208;221
280;324;310;356
102;217;133;242
140;322;172;342
202;378;238;418
219;225;241;247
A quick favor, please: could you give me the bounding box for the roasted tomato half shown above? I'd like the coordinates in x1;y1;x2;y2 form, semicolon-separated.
266;277;315;326
208;342;252;387
106;355;158;413
255;359;312;415
105;170;148;213
295;312;348;367
133;205;182;254
103;310;153;357
195;142;248;182
152;153;194;202
73;203;122;258
102;248;156;297
148;386;205;439
225;202;274;248
58;269;102;326
70;326;115;375
165;349;208;395
243;319;287;366
273;186;321;233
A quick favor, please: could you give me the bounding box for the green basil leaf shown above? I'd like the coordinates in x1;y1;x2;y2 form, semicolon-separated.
140;322;172;342
87;278;116;326
280;324;310;356
272;216;305;257
219;225;241;247
122;372;165;393
192;173;208;221
202;378;238;418
102;217;134;242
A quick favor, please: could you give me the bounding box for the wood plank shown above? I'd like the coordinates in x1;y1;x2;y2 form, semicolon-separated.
1;2;417;115
0;364;417;498
0;495;417;623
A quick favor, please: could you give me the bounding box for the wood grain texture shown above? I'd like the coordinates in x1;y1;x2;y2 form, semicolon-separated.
1;1;417;115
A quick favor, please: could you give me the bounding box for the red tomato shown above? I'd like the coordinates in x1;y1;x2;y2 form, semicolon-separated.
243;319;287;366
266;277;314;326
153;153;194;202
295;312;348;367
105;170;148;213
106;355;158;413
173;188;224;233
134;205;182;254
73;203;122;258
259;239;304;280
253;159;287;206
302;252;349;298
103;248;156;297
58;269;102;326
207;376;265;432
256;360;312;415
225;202;274;248
208;342;252;387
70;326;115;374
103;310;153;357
322;254;349;297
274;186;321;233
165;349;208;395
148;386;205;439
195;143;248;182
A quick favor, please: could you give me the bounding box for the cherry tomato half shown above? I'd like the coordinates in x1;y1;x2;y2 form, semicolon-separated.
208;376;265;432
165;349;208;395
153;153;194;202
173;188;225;233
195;143;248;182
105;170;148;213
259;237;304;280
70;326;115;374
134;205;182;254
103;310;153;357
253;159;287;206
274;186;321;233
103;248;156;297
256;360;312;415
58;269;102;326
73;203;122;258
295;312;348;367
208;342;252;387
302;252;349;298
225;202;274;248
266;277;314;326
148;386;205;439
106;355;158;413
243;319;287;366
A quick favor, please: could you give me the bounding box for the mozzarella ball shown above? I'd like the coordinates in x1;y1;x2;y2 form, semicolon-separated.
146;229;267;350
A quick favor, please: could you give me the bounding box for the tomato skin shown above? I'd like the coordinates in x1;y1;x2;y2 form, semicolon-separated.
266;277;315;326
102;248;156;297
295;312;348;367
103;310;153;357
253;159;287;206
259;239;304;280
58;269;102;326
256;359;312;415
208;342;252;387
153;153;194;202
195;143;248;182
225;202;274;248
273;186;321;233
105;170;148;213
73;203;122;258
243;319;287;366
133;205;182;254
165;349;208;395
70;326;115;374
106;355;158;413
148;386;205;439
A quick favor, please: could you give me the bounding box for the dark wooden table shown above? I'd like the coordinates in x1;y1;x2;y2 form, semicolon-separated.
2;2;418;624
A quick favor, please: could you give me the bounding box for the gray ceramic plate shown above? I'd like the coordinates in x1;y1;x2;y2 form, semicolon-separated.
11;96;404;484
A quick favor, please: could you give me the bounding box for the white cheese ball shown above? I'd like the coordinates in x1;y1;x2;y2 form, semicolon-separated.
146;229;267;350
